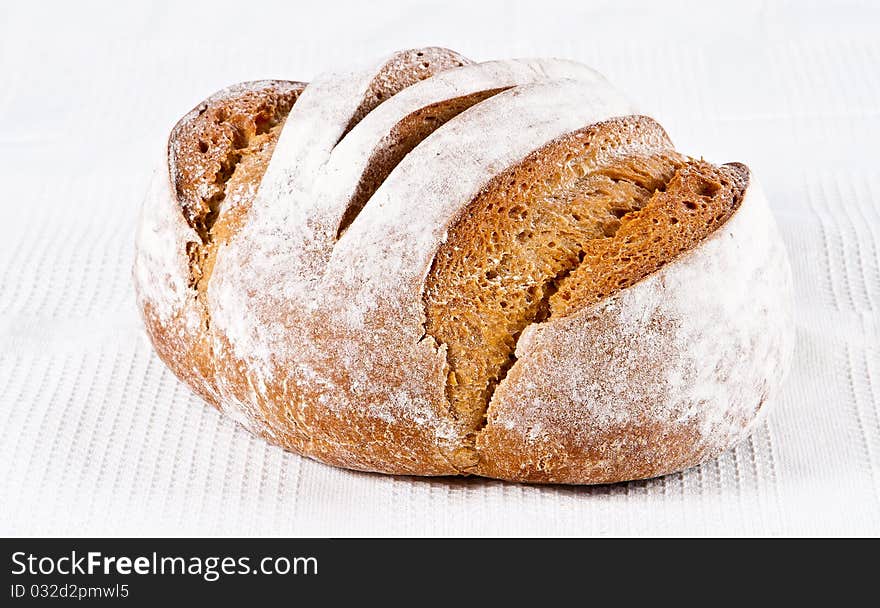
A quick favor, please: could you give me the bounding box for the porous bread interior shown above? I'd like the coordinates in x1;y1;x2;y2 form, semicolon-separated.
168;80;304;307
423;116;747;467
336;87;508;237
343;48;471;137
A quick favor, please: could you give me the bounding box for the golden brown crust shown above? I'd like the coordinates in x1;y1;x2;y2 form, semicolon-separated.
477;416;710;484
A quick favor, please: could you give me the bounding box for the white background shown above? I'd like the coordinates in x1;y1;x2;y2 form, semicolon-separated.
1;0;878;536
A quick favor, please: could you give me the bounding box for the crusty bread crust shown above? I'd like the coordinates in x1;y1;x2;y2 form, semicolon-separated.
424;132;749;471
135;53;794;483
141;80;305;409
137;48;472;439
476;176;793;483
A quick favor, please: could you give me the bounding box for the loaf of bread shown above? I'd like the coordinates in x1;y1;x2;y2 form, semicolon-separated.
134;48;794;484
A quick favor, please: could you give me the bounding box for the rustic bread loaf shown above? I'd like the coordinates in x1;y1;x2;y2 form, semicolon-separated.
134;49;794;484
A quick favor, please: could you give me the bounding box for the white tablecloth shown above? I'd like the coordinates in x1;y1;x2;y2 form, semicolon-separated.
1;0;878;536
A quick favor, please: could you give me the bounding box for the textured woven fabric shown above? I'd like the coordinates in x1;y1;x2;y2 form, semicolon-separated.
1;0;878;536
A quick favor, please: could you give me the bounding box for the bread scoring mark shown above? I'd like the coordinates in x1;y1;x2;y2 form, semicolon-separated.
168;81;304;331
474;173;792;483
195;50;487;464
322;58;619;244
548;160;748;316
205;49;475;377
315;80;641;473
335;88;509;238
339;47;472;142
209;60;613;384
423;118;747;471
